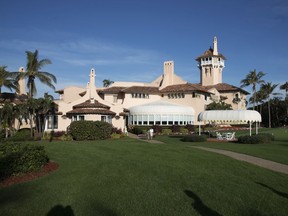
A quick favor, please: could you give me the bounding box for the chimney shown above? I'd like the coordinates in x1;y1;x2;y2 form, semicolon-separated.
18;67;26;95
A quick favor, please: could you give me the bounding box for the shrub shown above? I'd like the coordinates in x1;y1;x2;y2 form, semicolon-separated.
171;125;181;133
8;129;33;142
162;128;172;135
59;134;73;141
128;126;145;135
182;135;207;142
186;124;195;133
53;131;66;138
180;128;189;135
111;133;122;139
237;133;275;144
112;127;122;134
0;142;49;180
68;120;113;141
152;125;162;134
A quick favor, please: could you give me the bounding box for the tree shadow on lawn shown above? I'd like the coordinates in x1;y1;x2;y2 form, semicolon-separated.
46;205;74;216
184;190;223;216
256;182;288;199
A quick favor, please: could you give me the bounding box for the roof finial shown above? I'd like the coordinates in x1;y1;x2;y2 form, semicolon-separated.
213;36;218;55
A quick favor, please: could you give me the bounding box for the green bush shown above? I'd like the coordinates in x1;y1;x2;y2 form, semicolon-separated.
59;134;73;141
162;128;172;135
0;142;49;180
68;120;113;141
181;135;207;142
111;133;122;139
180;128;189;134
237;133;275;144
171;125;181;133
8;129;33;142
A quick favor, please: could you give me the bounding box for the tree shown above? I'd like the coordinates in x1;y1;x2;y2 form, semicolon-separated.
14;102;29;130
240;69;265;110
260;82;279;128
0;66;18;94
36;93;55;138
280;81;288;116
280;81;288;98
18;50;57;98
0;101;14;138
103;79;114;87
249;89;266;114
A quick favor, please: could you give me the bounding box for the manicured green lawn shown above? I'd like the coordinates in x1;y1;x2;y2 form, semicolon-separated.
157;128;288;165
1;136;288;215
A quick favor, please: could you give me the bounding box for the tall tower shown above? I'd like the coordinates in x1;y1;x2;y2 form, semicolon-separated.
195;36;226;86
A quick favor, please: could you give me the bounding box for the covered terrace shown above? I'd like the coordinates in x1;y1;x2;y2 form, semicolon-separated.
198;110;262;136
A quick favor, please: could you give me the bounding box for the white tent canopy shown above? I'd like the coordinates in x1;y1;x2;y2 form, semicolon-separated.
198;110;262;136
129;100;195;126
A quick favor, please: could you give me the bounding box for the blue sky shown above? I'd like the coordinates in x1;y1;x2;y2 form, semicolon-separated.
1;0;287;100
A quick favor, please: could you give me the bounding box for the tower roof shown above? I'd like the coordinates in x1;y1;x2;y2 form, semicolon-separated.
195;48;226;61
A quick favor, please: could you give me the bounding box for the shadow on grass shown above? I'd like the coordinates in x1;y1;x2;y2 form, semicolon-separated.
184;190;222;216
256;182;288;199
46;205;74;216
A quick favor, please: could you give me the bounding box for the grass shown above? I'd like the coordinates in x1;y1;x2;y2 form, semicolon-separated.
157;128;288;165
0;134;288;215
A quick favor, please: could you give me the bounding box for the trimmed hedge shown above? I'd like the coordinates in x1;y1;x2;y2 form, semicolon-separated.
237;133;275;144
68;120;113;141
0;142;49;180
182;135;207;142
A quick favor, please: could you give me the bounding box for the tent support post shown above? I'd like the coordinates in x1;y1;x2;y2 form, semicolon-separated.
256;122;258;134
199;124;201;136
249;122;252;136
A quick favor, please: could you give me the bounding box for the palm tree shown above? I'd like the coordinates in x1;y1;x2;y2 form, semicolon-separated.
14;102;29;130
0;101;14;138
280;81;288;116
260;82;279;128
36;93;55;138
240;69;265;110
103;79;114;87
280;81;288;98
18;50;57;98
0;66;18;94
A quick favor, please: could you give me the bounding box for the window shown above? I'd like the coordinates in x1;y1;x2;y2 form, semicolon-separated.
113;95;117;103
72;115;85;121
101;115;112;124
131;92;149;99
47;115;58;129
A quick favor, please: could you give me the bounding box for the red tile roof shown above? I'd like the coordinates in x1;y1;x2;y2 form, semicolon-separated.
160;83;211;94
197;83;250;95
73;99;110;109
66;108;116;115
122;86;160;94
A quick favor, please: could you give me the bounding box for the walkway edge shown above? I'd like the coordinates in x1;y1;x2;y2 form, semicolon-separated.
192;146;288;175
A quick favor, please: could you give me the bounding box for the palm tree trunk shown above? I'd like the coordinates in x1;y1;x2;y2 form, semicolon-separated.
268;99;271;128
29;113;34;137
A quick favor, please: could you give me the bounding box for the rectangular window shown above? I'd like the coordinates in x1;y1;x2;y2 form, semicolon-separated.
79;115;84;121
101;116;106;122
113;95;117;103
47;115;58;129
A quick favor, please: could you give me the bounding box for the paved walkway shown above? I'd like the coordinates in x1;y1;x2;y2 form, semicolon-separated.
192;146;288;175
128;133;164;144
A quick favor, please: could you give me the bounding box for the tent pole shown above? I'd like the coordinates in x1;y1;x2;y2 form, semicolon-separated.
256;122;258;134
199;124;201;135
249;122;252;136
